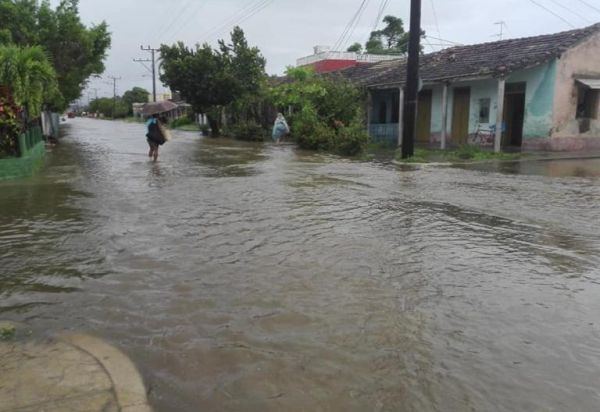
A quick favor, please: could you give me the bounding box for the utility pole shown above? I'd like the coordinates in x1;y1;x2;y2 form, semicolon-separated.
140;45;160;102
107;76;121;119
401;0;422;159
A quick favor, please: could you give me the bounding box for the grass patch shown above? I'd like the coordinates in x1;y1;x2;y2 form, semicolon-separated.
396;145;524;163
0;325;16;341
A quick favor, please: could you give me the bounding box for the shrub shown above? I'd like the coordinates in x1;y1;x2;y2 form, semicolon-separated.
229;120;266;141
333;122;369;156
292;105;368;155
199;124;211;136
170;117;194;128
0;96;21;157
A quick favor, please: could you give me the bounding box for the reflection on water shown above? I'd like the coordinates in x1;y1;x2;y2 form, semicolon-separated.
1;118;600;411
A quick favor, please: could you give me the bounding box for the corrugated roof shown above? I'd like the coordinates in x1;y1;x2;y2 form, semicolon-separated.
340;23;600;88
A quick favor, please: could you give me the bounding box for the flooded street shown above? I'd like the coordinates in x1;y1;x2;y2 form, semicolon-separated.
1;118;600;411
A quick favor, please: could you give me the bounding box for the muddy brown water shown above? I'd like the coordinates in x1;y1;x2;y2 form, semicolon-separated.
1;118;600;411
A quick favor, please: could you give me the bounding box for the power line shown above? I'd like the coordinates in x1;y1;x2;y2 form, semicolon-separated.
428;0;442;40
153;0;196;44
548;0;593;22
423;35;462;45
371;0;390;33
333;0;370;51
528;0;575;28
576;0;600;15
166;2;208;43
343;0;373;51
199;0;273;42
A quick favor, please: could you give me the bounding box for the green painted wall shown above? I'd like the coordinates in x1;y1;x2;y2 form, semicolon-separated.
508;61;556;138
0;127;46;180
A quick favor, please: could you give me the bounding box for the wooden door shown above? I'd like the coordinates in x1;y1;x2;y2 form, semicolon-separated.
416;90;433;143
452;87;470;144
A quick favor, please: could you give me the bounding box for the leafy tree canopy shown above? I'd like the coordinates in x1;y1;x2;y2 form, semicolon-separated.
0;0;111;111
0;44;58;117
346;42;363;53
361;15;424;55
122;87;149;106
159;26;266;135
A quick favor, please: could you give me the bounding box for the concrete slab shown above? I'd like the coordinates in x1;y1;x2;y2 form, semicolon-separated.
0;322;151;412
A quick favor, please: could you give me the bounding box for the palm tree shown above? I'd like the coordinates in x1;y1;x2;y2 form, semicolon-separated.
0;45;57;118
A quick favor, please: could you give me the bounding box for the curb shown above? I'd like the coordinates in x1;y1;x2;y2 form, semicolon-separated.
60;334;152;412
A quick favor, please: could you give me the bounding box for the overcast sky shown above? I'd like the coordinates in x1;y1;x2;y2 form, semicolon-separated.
54;0;600;102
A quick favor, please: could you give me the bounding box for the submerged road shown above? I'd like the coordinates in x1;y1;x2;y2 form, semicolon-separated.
1;118;600;411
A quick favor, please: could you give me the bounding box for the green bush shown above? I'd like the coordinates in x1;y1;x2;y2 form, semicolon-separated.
0;96;21;157
170;117;194;128
199;124;211;136
292;105;368;155
229;120;266;141
333;122;369;156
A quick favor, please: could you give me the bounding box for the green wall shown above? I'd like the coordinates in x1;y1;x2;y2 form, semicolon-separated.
0;127;46;180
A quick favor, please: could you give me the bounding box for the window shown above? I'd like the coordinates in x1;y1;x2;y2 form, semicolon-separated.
576;85;599;120
478;98;491;123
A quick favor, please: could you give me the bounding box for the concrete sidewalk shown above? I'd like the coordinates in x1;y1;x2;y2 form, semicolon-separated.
0;321;151;412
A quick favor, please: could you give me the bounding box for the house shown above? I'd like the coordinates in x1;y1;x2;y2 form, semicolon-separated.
341;23;600;151
297;46;400;73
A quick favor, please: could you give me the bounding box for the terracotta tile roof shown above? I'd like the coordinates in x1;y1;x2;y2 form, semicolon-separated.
340;23;600;88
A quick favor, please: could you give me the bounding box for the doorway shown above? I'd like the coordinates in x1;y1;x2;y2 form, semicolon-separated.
416;89;433;143
503;83;526;148
452;87;470;144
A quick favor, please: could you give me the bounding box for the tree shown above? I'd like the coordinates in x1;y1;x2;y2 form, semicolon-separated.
270;67;369;155
88;96;128;119
0;45;58;117
364;15;423;55
346;42;363;53
122;87;149;115
160;26;265;135
0;0;111;111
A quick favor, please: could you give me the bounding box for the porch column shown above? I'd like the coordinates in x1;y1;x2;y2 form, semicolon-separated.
367;91;372;138
494;77;506;153
397;87;404;147
440;82;448;150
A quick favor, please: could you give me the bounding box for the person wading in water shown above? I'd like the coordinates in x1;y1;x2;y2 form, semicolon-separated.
145;114;166;161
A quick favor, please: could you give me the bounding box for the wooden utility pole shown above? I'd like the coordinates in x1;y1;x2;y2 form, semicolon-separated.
107;76;121;119
140;45;159;102
401;0;422;159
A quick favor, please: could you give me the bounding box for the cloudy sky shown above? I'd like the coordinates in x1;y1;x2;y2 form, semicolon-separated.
55;0;600;102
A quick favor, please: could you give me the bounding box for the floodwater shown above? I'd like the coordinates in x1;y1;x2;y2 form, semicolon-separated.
1;118;600;411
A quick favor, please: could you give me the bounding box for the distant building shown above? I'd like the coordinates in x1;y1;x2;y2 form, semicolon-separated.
296;45;399;73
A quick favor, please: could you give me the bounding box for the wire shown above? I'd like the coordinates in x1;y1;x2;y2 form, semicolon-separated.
153;0;196;44
167;2;208;43
332;0;370;51
343;0;373;51
528;0;575;28
428;0;442;40
371;0;390;33
199;0;272;42
547;0;593;23
423;35;462;45
576;0;600;15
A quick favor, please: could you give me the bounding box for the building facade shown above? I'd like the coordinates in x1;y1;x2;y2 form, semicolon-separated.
342;24;600;151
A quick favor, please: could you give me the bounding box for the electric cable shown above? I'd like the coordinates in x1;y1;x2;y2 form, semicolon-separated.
528;0;575;28
547;0;593;23
332;0;370;51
